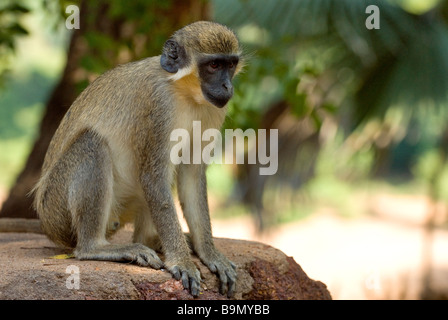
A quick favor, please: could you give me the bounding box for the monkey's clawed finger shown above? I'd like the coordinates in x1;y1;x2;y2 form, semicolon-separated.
189;276;200;297
171;265;182;280
127;244;164;269
217;267;228;295
169;264;201;297
207;259;237;298
181;271;190;289
220;268;237;298
226;267;237;297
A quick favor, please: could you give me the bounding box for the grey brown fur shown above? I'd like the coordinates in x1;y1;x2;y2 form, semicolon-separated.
32;21;243;297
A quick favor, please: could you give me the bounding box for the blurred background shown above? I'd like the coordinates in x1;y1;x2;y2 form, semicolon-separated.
1;0;448;299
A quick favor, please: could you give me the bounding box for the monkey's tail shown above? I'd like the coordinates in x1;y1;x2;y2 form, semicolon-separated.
0;218;44;234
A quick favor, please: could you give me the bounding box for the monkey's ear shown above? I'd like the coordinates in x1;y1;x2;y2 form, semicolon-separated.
161;39;188;73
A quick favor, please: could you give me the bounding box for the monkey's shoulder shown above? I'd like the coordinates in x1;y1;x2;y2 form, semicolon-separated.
67;56;170;114
92;56;167;88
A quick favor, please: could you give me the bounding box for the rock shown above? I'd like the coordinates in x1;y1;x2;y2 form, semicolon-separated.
0;229;331;300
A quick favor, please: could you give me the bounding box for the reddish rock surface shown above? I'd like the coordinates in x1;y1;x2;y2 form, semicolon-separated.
0;228;331;300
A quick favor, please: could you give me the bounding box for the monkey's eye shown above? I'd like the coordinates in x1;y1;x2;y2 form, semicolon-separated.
209;61;219;69
229;59;238;69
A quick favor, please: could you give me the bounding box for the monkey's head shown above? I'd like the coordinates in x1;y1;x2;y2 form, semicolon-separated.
161;21;243;108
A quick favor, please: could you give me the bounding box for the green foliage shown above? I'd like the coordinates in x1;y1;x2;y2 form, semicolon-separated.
0;1;30;84
91;0;174;72
355;19;448;126
39;0;178;79
215;0;448;130
206;164;235;200
0;70;55;187
214;0;448;178
0;71;53;139
414;150;446;183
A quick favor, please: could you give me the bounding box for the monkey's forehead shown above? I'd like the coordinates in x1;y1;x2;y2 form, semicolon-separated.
174;21;240;55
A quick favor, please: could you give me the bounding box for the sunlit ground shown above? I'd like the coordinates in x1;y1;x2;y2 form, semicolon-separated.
208;186;448;300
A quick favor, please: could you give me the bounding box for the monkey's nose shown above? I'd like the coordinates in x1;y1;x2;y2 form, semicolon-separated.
223;80;233;93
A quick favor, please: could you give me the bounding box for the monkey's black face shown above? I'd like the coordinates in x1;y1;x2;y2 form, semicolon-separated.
198;54;239;108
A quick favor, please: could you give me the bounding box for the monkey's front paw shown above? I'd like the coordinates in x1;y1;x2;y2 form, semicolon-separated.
166;260;201;297
125;243;164;269
74;243;164;269
201;251;237;297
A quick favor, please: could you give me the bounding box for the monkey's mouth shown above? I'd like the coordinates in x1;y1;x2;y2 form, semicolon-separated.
207;95;231;108
202;88;233;108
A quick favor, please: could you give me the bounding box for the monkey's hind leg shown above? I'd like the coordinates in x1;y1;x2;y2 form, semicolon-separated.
67;131;163;269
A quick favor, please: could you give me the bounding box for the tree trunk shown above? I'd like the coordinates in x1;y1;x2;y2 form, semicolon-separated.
0;0;210;219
